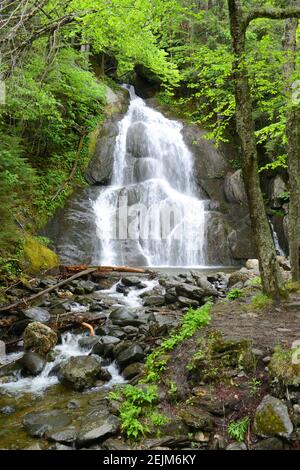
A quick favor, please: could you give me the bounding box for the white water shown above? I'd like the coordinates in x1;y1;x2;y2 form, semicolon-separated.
270;220;285;257
93;85;207;267
0;332;125;396
0;279;157;396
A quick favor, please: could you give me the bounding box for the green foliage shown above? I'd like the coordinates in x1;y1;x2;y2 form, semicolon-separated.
227;417;250;442
249;378;262;396
248;276;262;287
144;302;212;383
114;385;159;440
227;288;244;301
250;294;273;311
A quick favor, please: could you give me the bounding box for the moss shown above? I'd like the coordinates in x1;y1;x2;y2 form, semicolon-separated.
87;124;101;159
286;281;300;293
269;346;300;386
22;236;59;274
254;405;287;436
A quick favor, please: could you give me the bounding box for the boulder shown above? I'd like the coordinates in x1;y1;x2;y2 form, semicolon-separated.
177;297;200;308
226;443;247;450
122;362;144;380
23;322;57;356
254;395;293;438
57;355;104;391
143;295;165;307
269;175;287;209
22;236;59;274
252;437;285;450
47;427;77;445
76;412;120;448
23;410;71;437
109;307;144;327
91;336;121;357
175;284;205;301
23;307;50;323
116;344;144;368
224;170;247;204
245;259;259;273
121;276;142;287
228;270;252;288
18;351;45;376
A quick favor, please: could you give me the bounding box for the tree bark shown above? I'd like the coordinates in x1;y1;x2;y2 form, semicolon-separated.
283;2;300;280
228;0;284;297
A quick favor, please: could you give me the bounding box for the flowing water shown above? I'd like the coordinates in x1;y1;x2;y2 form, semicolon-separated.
93;85;207;267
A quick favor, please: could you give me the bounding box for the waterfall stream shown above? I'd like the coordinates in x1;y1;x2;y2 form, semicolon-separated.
93;85;207;267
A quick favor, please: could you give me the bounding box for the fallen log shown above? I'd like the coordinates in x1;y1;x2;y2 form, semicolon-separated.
62;265;146;274
0;267;97;313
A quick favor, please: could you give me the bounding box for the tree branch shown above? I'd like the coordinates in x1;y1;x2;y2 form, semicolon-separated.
246;7;300;27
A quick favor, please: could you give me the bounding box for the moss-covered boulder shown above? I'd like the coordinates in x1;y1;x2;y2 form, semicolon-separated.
23;236;59;274
23;322;58;357
254;395;293;438
269;346;300;387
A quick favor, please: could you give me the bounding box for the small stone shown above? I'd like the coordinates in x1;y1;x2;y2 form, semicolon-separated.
194;431;209;443
252;437;284;450
263;356;271;364
47;427;77;445
67;400;80;409
226;442;247;450
252;348;264;357
76;414;120;448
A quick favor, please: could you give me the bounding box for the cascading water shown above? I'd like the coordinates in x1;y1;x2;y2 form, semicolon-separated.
93;85;207;267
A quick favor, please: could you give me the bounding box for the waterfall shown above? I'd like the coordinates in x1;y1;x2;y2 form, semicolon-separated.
93;85;207;267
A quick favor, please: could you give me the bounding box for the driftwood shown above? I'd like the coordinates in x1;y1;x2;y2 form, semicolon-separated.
0;267;97;313
0;265;147;313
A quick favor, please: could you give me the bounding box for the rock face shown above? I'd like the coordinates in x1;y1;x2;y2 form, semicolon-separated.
224;170;247;204
254;395;293;438
23;322;57;356
57;356;104;391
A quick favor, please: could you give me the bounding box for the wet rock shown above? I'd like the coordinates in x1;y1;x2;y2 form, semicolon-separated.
179;407;215;431
23;409;71;438
23;322;58;356
177;296;200;308
57;355;103;391
175;284;206;301
123;326;139;335
47;427;77;445
74;280;99;294
121;276;142;287
190;272;219;296
226;442;247;450
122;362;144;380
165;288;177;304
18;351;45;376
91;336;121;357
116;344;144;368
254;395;293;438
78;336;101;349
110;307;144;327
252;437;285;450
102;438;133;450
23;307;50;323
143;295;165;307
8;319;31;336
76;412;120;448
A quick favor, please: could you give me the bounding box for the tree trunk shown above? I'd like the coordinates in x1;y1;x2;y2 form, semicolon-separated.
283;2;300;281
228;0;283;297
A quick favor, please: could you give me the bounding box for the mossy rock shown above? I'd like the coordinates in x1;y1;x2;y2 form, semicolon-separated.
254;395;293;438
23;236;59;274
269;346;300;387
